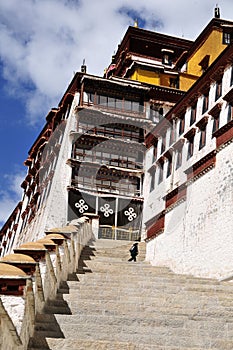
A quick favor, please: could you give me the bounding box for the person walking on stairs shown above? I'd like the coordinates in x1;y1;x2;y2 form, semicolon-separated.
128;242;138;262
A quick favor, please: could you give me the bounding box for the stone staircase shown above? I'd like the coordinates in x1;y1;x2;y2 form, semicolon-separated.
28;239;233;350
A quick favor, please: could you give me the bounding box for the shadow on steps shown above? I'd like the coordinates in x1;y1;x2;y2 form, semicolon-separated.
27;245;97;349
76;245;96;276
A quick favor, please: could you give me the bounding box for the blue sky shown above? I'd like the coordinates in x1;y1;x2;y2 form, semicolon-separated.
0;0;233;227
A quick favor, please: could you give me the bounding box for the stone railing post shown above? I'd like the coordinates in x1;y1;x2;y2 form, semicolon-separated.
43;251;57;301
34;263;45;314
0;298;23;350
20;279;35;350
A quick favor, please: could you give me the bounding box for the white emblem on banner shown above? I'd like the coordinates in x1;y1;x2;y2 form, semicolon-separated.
124;207;137;221
75;199;89;213
100;203;113;217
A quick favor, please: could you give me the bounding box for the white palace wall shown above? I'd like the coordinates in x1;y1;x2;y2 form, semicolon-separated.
146;141;233;279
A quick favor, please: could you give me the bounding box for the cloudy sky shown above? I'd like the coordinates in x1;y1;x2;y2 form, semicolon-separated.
0;0;233;227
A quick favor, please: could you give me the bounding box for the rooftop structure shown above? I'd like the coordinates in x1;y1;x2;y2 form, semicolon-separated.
0;8;232;279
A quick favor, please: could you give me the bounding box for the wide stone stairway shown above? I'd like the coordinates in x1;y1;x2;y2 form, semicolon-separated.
28;239;233;350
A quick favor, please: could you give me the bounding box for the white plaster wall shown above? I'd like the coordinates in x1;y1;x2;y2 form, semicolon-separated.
44;95;79;231
148;142;233;279
1;296;25;335
12;94;80;246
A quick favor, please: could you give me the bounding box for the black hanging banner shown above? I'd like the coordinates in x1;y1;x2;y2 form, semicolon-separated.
117;198;142;229
68;190;96;221
98;197;116;226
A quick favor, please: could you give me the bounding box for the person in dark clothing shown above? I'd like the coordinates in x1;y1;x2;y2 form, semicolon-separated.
128;243;138;262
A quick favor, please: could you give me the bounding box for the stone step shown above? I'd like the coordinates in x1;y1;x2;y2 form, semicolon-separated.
60;298;233;314
56;299;233;321
54;320;233;339
72;272;229;286
45;325;233;348
67;281;233;299
45;338;212;350
28;239;233;350
67;279;232;294
46;336;233;350
53;313;233;331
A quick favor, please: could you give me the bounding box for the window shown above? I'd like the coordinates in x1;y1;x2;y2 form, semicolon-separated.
152;140;158;163
175;149;182;169
166;155;172;178
184;128;196;160
198;55;210;73
178;115;185;136
230;67;233;86
169;126;175;145
187;137;194;160
223;31;232;45
98;95;108;106
170;77;179;89
150;105;163;123
215;80;222;101
86;92;95;104
150;170;155;192
158;162;164;184
212;113;220;134
202;93;209;114
227;103;233;122
190;104;197;125
160;135;166;154
86;93;144;113
199;126;207;150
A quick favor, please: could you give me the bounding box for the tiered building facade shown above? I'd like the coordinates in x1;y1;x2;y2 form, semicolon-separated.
0;10;232;278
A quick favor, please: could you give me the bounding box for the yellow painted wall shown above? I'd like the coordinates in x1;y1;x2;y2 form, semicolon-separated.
130;68;178;88
130;68;160;85
160;74;172;87
179;74;198;91
129;28;226;92
187;29;226;77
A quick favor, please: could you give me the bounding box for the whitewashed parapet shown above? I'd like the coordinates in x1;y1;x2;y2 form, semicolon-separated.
0;217;94;350
0;297;23;350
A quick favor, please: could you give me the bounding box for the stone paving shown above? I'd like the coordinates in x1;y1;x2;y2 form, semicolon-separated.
28;239;233;350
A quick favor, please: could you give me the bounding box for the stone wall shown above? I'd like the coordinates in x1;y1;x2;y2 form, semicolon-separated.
0;218;93;350
146;141;233;279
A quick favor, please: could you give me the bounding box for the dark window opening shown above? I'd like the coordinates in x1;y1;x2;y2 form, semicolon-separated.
223;31;232;45
158;162;164;184
166;156;172;178
178;116;185;136
227;103;233;122
187;137;194;160
160;135;166;154
215;80;222;101
162;54;172;66
198;55;210;73
230;67;233;86
175;149;182;169
169;127;175;145
199;127;207;150
150;170;155;192
150;105;163;123
190;104;197;125
170;77;179;89
212;114;220;134
202;93;209;114
152;140;158;163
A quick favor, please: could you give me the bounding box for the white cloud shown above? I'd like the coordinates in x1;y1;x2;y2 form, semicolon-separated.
0;171;25;228
0;0;233;225
1;0;233;124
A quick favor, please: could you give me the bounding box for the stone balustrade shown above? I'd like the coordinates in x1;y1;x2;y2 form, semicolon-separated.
0;217;93;350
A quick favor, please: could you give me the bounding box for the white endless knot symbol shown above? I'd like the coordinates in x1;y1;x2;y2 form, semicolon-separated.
75;199;88;213
100;203;113;217
124;207;137;222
